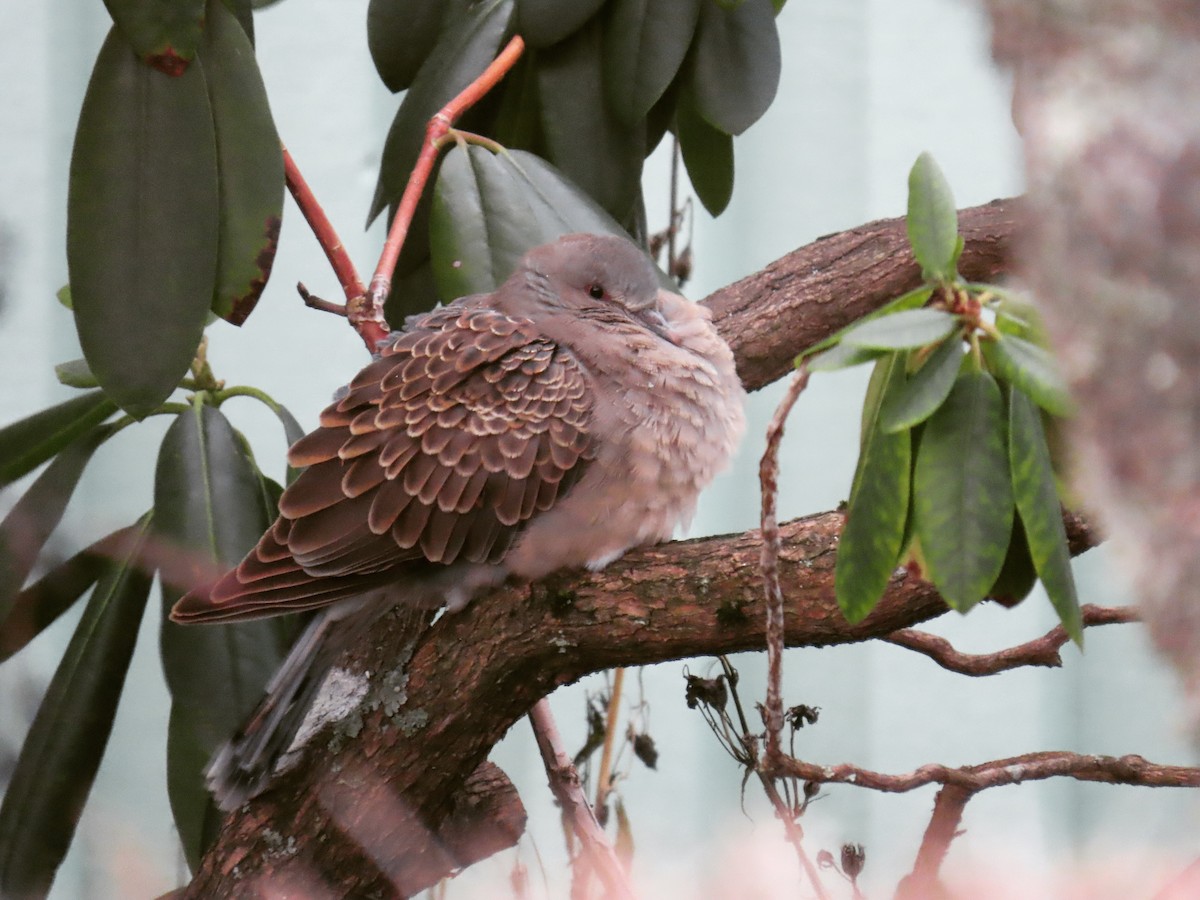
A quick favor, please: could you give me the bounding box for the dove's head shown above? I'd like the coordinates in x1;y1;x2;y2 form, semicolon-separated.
502;233;678;340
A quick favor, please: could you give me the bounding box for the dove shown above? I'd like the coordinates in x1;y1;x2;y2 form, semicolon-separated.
172;232;746;807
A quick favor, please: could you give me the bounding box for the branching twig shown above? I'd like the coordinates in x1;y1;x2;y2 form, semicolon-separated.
366;36;526;317
883;605;1139;676
527;699;636;900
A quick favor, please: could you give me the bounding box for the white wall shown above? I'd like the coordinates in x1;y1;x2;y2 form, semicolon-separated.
0;1;1194;897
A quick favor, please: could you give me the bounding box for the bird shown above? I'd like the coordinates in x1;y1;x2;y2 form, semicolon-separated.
171;232;747;808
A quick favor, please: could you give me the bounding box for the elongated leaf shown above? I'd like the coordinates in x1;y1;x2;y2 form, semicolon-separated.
879;336;964;433
68;28;219;418
201;0;284;325
603;0;701;127
430;144;628;298
1009;388;1082;642
368;0;448;92
799;285;933;361
907;152;959;280
0;514;153;900
539;16;645;221
492;54;544;152
992;290;1050;345
988;515;1037;608
154;402;287;867
805;341;882;373
914;369;1014;611
0;392;117;487
369;0;514;223
54;359;100;389
837;360;912;622
516;0;606;47
687;0;780;135
0;530;137;663
0;430;107;620
103;0;205;72
842;308;960;351
221;0;255;43
982;334;1073;417
676;92;734;216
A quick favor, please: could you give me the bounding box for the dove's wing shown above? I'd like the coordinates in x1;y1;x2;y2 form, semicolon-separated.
172;304;594;623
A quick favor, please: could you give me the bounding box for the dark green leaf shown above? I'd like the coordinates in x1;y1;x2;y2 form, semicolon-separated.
368;0;448;92
54;359;100;389
676;92;734;216
906;152;959;280
687;0;781;135
220;0;255;43
603;0;701;127
430;144;628;298
68;28;219;418
0;514;152;900
369;0;514;223
842;308;960;351
858;353;901;449
879;337;964;433
837;362;912;623
0;392;117;488
804;341;882;373
492;54;544;152
0;431;107;621
201;0;284;325
1009;388;1083;643
988;515;1037;607
982;334;1073;418
385;258;441;326
154;402;288;866
798;285;933;361
103;0;205;70
0;529;139;663
516;0;606;47
914;369;1014;611
166;705;222;874
538;16;645;221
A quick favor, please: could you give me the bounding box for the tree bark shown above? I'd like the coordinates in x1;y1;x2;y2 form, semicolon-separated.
185;202;1028;897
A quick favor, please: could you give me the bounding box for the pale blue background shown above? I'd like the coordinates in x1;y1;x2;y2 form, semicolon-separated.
0;2;1194;897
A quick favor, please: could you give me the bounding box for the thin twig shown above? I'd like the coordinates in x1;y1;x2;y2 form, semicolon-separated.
759;364;811;766
281;146;381;350
366;36;526;317
898;784;971;898
883;605;1139;676
594;667;626;814
527;699;636;900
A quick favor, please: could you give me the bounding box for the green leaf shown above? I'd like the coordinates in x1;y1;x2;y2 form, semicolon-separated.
913;369;1014;611
991;289;1050;345
798;285;934;361
842;308;960;351
55;285;72;309
837;361;912;623
676;92;734;216
0;514;153;900
603;0;701;127
369;0;514;224
201;0;284;325
516;0;607;47
879;337;964;433
491;54;544;152
906;152;960;280
538;16;645;221
103;0;205;71
68;28;219;418
368;0;448;92
153;401;288;866
687;0;781;135
805;341;883;373
54;359;100;389
220;0;255;43
982;334;1074;418
0;531;133;663
0;431;107;622
0;392;117;488
430;144;629;299
1009;388;1083;643
988;515;1038;608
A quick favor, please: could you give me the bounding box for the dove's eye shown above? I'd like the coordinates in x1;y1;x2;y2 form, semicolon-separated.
587;283;606;300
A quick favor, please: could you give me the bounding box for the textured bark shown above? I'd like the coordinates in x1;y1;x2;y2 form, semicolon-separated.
985;1;1200;716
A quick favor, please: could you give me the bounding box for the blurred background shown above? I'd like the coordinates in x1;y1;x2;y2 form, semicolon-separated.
1;1;1195;897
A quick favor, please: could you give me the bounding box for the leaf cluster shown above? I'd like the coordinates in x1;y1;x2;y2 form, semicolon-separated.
807;154;1082;641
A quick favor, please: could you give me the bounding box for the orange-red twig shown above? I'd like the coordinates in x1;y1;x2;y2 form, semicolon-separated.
366;36;527;315
282;145;388;351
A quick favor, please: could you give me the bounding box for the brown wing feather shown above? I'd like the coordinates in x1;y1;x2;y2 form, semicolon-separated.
171;305;594;624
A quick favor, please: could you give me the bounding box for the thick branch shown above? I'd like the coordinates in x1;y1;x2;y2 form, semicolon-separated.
187;511;1097;897
705;197;1020;391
